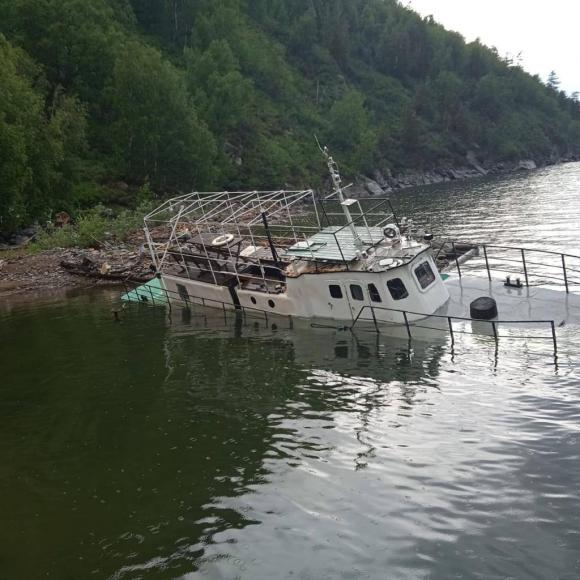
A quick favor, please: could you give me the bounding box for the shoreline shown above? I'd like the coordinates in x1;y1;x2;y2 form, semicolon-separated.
354;155;580;196
2;158;579;300
0;247;153;300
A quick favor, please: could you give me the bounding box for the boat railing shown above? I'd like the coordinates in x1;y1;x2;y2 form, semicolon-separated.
350;303;558;356
122;277;559;360
437;240;580;294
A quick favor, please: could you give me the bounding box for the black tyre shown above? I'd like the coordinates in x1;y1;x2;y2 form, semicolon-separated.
470;297;498;320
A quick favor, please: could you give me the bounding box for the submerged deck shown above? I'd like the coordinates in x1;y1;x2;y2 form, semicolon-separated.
440;275;580;327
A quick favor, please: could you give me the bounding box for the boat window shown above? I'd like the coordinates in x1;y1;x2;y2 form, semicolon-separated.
368;283;382;303
415;261;436;289
387;278;409;300
350;284;364;301
329;285;343;299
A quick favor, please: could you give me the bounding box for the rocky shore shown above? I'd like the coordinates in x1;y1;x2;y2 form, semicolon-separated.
0;247;153;299
351;153;580;196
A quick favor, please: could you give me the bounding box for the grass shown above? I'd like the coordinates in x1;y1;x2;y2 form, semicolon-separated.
31;201;155;251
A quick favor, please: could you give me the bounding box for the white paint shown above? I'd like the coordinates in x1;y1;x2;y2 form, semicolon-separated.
162;254;450;326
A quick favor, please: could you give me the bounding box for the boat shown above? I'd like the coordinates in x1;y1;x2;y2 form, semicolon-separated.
124;149;580;357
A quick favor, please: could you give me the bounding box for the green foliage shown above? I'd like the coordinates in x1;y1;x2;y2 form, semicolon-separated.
33;201;154;249
1;0;580;234
108;40;217;189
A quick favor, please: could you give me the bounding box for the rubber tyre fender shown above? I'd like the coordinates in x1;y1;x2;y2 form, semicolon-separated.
470;296;498;320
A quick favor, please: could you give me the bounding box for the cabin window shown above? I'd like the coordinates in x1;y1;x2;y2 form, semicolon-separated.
329;285;343;299
350;284;364;301
415;261;436;289
387;278;408;301
368;283;382;303
176;283;190;303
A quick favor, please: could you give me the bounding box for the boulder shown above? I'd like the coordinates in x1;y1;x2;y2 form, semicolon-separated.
466;151;488;175
364;178;384;196
518;159;537;170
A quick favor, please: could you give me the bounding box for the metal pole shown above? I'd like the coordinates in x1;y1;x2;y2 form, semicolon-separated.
261;211;281;266
371;306;379;333
387;199;401;229
452;241;462;278
562;254;569;293
402;311;412;339
483;245;491;281
491;321;498;342
551;320;558;355
521;249;529;287
447;317;454;346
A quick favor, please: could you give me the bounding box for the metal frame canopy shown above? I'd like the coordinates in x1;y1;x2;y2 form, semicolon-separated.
143;189;321;277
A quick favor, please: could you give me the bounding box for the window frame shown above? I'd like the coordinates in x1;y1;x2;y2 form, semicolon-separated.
414;260;437;291
350;284;364;301
386;278;409;301
368;283;382;303
329;284;343;299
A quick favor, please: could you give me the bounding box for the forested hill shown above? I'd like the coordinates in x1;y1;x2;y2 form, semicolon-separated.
1;0;580;231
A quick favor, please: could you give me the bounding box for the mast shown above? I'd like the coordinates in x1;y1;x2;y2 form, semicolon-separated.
321;146;362;247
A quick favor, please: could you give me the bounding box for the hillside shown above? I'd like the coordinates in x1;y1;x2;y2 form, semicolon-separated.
1;0;579;231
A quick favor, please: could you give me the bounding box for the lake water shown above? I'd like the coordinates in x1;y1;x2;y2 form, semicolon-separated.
2;163;580;579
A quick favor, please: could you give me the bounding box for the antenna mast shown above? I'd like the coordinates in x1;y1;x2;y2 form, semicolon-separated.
319;143;362;247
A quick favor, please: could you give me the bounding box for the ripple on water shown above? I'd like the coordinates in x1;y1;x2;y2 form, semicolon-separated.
2;165;580;579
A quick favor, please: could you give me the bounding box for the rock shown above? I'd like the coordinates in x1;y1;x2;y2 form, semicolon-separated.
9;234;30;246
518;159;537;170
466;151;488;175
364;178;384;196
372;170;388;188
99;263;112;276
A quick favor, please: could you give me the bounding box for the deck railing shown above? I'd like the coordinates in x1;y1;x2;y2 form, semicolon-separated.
438;241;580;294
122;277;560;360
350;303;558;355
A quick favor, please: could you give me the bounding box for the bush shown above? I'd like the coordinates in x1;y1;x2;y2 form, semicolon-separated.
31;201;155;250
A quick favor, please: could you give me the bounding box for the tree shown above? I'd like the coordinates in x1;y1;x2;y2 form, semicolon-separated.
0;34;88;231
547;70;561;90
108;42;217;190
327;89;377;172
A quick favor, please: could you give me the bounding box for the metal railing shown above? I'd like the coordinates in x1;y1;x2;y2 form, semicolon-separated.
350;303;558;355
438;241;580;294
122;276;560;359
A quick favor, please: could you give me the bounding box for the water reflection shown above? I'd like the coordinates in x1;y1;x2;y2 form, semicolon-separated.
2;164;580;579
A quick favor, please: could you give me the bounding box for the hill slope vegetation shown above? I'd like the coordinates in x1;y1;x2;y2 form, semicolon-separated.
1;0;579;231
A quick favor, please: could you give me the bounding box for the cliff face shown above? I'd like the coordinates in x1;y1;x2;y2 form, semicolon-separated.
1;0;579;231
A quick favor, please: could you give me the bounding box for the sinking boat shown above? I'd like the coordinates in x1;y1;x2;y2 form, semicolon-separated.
124;150;580;356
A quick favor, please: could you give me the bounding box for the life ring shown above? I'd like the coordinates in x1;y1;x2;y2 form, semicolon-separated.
383;225;400;239
211;233;234;247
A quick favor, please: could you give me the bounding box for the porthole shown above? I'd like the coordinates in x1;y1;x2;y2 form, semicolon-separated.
250;296;257;305
268;299;275;308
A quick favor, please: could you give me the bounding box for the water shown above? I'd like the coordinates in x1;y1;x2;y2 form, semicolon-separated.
2;163;580;579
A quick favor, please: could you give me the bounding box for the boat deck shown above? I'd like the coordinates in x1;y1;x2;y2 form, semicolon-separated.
441;275;580;327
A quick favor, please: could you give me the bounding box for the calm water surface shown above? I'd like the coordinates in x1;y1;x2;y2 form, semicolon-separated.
2;163;580;579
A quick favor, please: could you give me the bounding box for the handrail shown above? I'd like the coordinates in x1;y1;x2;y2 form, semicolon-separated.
350;304;558;354
122;279;559;357
438;240;580;294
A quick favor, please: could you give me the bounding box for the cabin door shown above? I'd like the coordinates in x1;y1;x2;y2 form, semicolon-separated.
344;281;372;321
326;280;358;321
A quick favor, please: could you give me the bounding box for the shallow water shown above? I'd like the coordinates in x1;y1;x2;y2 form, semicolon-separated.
2;163;580;579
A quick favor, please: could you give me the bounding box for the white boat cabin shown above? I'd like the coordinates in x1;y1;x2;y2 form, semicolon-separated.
144;152;449;325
